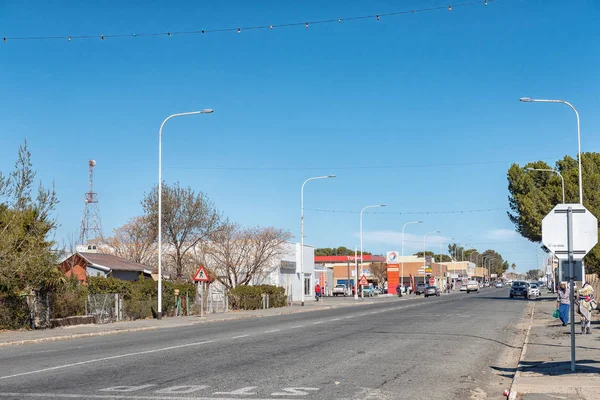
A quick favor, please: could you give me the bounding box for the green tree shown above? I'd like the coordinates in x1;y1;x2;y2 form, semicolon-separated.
0;140;60;294
315;247;370;256
526;269;541;280
507;153;600;276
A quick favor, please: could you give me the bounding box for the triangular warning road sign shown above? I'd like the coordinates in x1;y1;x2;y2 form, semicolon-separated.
193;266;210;282
359;275;369;286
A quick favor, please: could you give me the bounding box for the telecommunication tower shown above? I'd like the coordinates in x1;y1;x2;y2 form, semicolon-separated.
79;160;103;245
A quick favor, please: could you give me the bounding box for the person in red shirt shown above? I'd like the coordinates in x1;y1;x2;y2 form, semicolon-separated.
315;283;321;301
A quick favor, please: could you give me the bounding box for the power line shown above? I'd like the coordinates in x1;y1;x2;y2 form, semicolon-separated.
305;207;505;215
2;1;494;43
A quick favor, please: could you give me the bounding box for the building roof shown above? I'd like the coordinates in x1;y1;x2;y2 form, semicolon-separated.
78;252;152;274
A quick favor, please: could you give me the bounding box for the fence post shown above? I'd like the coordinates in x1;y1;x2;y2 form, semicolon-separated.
266;294;270;309
114;293;119;321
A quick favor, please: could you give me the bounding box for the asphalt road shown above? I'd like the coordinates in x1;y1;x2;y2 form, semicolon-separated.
0;287;531;400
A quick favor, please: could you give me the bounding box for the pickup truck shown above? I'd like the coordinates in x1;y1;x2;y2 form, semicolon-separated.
361;283;376;297
332;284;347;297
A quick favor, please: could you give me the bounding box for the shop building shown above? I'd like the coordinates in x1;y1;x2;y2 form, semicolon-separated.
314;255;386;295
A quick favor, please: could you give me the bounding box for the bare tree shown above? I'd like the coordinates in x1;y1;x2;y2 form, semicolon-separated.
100;216;157;267
142;182;222;280
204;223;293;289
370;262;388;286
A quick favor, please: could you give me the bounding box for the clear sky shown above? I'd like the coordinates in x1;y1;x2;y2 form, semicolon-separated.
2;0;599;273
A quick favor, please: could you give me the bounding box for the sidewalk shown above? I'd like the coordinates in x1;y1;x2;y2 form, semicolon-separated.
509;295;600;400
0;295;404;347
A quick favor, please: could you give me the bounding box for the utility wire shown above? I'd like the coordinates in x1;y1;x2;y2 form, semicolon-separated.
2;1;494;43
305;207;505;215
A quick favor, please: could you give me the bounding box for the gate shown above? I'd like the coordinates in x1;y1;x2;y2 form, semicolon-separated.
87;294;120;323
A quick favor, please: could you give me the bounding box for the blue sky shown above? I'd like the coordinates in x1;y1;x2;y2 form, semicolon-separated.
1;0;599;273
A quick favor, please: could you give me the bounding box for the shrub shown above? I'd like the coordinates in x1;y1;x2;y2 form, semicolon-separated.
49;276;88;319
0;294;30;330
228;285;287;310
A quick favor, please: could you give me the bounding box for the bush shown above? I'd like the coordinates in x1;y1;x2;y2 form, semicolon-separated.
0;294;30;330
228;285;287;310
50;276;88;319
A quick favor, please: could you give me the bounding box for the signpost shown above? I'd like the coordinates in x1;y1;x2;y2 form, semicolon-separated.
542;203;598;372
359;275;369;286
193;266;210;318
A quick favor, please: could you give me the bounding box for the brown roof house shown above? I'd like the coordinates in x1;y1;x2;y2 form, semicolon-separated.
60;252;153;284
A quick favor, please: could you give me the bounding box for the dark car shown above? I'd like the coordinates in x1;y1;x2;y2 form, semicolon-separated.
510;281;529;299
424;286;440;298
415;283;427;295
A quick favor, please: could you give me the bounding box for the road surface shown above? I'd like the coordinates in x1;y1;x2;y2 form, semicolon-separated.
0;288;530;400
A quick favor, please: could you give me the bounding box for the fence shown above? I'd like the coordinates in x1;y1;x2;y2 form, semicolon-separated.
87;293;122;324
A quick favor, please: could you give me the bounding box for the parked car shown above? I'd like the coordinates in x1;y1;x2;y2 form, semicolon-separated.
415;283;427;295
424;286;440;298
528;283;540;299
510;281;529;299
466;280;479;293
361;283;377;297
460;283;468;292
495;282;503;288
332;284;347;297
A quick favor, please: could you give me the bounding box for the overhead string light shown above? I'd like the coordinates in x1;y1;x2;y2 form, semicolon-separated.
1;0;494;43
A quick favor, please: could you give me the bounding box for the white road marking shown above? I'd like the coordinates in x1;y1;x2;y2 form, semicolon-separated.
214;386;257;395
290;325;305;329
100;385;156;392
330;318;340;321
271;387;320;396
312;321;324;325
0;394;296;400
231;335;250;339
264;329;280;333
155;385;209;394
0;340;215;381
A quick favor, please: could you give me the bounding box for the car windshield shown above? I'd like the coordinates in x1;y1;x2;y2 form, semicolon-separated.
530;284;538;288
513;282;527;287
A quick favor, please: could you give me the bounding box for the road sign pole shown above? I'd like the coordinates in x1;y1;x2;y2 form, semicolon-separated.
567;206;576;372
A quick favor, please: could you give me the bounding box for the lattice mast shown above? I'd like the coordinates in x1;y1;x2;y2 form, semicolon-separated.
79;160;103;244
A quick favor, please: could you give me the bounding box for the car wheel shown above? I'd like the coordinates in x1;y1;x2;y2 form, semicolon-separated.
343;293;346;297
510;294;514;298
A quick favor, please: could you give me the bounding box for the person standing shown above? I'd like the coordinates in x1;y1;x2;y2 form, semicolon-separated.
556;282;570;327
578;283;595;334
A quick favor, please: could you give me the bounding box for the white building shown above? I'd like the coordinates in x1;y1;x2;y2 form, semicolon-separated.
261;242;316;302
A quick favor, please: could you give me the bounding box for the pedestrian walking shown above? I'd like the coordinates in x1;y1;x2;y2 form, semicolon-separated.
315;283;321;302
577;283;595;335
556;282;570;326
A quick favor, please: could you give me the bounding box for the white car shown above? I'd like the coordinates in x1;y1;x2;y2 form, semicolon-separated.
495;282;503;288
528;283;540;298
460;284;468;292
466;280;479;293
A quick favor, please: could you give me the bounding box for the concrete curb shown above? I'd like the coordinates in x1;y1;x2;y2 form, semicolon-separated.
507;302;536;400
0;299;389;348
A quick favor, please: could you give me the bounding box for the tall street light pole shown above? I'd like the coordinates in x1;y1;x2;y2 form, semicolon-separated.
401;221;423;289
300;175;336;306
359;204;386;299
526;167;565;204
158;109;213;320
441;237;454;289
520;97;582;204
423;231;440;285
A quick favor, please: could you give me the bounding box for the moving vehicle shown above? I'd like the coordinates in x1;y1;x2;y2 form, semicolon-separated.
466;280;479;293
528;283;540;299
495;282;503;288
361;283;377;297
510;281;529;298
460;284;468;292
424;286;440;298
415;283;427;295
332;284;347;297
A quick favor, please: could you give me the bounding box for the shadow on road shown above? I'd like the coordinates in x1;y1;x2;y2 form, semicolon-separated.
372;330;522;349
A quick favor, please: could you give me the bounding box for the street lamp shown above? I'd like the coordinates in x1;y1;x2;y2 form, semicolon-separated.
440;237;454;289
300;175;336;306
401;221;423;289
423;231;440;285
526;167;565;204
358;204;386;299
157;109;213;320
520;97;582;204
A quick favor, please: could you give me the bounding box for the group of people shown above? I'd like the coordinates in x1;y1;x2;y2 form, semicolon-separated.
556;281;596;334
